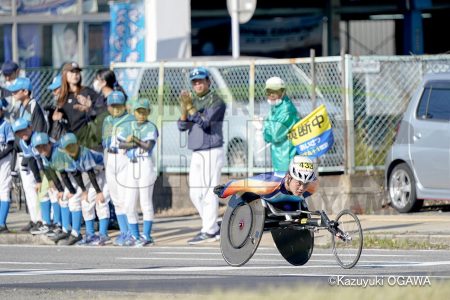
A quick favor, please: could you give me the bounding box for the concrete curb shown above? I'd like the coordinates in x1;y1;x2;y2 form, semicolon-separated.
2;231;450;248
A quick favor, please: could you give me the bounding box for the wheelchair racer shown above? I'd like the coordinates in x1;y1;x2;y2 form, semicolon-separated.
214;155;319;209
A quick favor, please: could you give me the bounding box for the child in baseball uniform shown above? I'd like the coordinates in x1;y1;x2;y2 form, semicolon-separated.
0;99;15;232
30;131;82;245
102;91;135;246
12;118;48;233
118;98;158;246
59;133;111;246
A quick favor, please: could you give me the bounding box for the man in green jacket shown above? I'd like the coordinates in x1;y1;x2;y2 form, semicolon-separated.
263;76;300;172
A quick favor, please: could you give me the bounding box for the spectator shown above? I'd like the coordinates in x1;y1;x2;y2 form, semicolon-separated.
6;77;48;133
7;77;52;234
1;60;21;122
177;66;226;245
119;98;158;247
52;62;104;150
45;75;67;140
0;99;14;233
92;69;126;145
263;76;300;172
11;118;45;233
102;91;135;246
31;131;81;245
59;133;111;246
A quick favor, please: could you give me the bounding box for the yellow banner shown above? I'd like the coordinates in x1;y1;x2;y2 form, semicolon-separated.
288;104;332;145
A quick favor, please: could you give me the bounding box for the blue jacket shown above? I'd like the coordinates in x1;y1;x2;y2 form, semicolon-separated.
177;90;226;151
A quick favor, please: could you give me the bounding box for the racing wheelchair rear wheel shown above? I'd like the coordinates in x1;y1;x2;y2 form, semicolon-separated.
220;195;265;266
331;209;363;269
271;228;314;266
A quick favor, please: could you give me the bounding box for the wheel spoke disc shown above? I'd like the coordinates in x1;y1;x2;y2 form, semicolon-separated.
220;196;265;266
229;204;253;248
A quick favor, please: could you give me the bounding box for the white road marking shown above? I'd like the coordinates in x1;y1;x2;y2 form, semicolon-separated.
125;251;416;258
280;273;450;279
2;259;450;277
0;265;343;276
0;262;66;265
116;257;423;265
117;257;286;262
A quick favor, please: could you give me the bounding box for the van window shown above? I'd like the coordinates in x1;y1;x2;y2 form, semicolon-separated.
416;86;450;121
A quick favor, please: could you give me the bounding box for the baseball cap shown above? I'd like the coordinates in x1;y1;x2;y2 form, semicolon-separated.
7;77;32;93
1;61;19;76
31;132;50;148
265;77;285;91
62;62;82;73
12;118;30;133
107;91;126;105
47;75;62;91
133;98;151;111
189;67;209;81
60;133;78;148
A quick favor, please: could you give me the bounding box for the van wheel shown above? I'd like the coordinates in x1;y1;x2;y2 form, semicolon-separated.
227;138;247;177
388;163;423;213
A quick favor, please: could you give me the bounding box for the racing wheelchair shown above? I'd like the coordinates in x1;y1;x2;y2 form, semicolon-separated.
219;192;363;269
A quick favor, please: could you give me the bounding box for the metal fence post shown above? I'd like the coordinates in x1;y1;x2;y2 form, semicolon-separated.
248;62;255;177
157;62;165;175
344;54;355;174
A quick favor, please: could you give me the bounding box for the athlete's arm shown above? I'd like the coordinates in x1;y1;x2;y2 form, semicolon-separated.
43;168;64;193
71;171;86;192
27;157;42;183
60;171;77;194
216;173;282;198
87;170;102;193
132;137;155;152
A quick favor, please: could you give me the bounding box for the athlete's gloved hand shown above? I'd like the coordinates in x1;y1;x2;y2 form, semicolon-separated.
213;184;226;198
127;149;137;162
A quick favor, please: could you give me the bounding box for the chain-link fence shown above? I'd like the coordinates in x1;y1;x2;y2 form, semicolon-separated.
9;55;450;175
113;55;450;174
352;55;450;172
112;59;345;174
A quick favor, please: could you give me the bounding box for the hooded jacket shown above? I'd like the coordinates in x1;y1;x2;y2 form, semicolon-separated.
263;95;300;172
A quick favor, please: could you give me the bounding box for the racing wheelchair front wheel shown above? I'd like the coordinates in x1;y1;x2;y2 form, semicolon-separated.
331;209;363;269
220;195;265;267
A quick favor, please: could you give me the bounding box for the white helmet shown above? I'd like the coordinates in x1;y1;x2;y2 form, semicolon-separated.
289;155;318;183
265;76;285;90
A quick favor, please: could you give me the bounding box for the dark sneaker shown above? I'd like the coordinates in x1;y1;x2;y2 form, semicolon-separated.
21;221;35;232
30;223;50;235
29;221;43;234
0;225;9;233
137;235;154;247
58;233;82;246
50;230;70;243
114;232;130;246
46;225;62;237
123;235;140;247
90;234;111;246
187;232;219;245
77;234;98;246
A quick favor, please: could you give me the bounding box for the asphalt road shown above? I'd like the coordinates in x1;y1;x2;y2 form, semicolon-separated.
0;244;449;298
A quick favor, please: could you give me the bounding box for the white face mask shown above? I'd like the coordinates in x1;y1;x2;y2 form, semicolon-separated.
93;79;104;94
267;98;282;106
